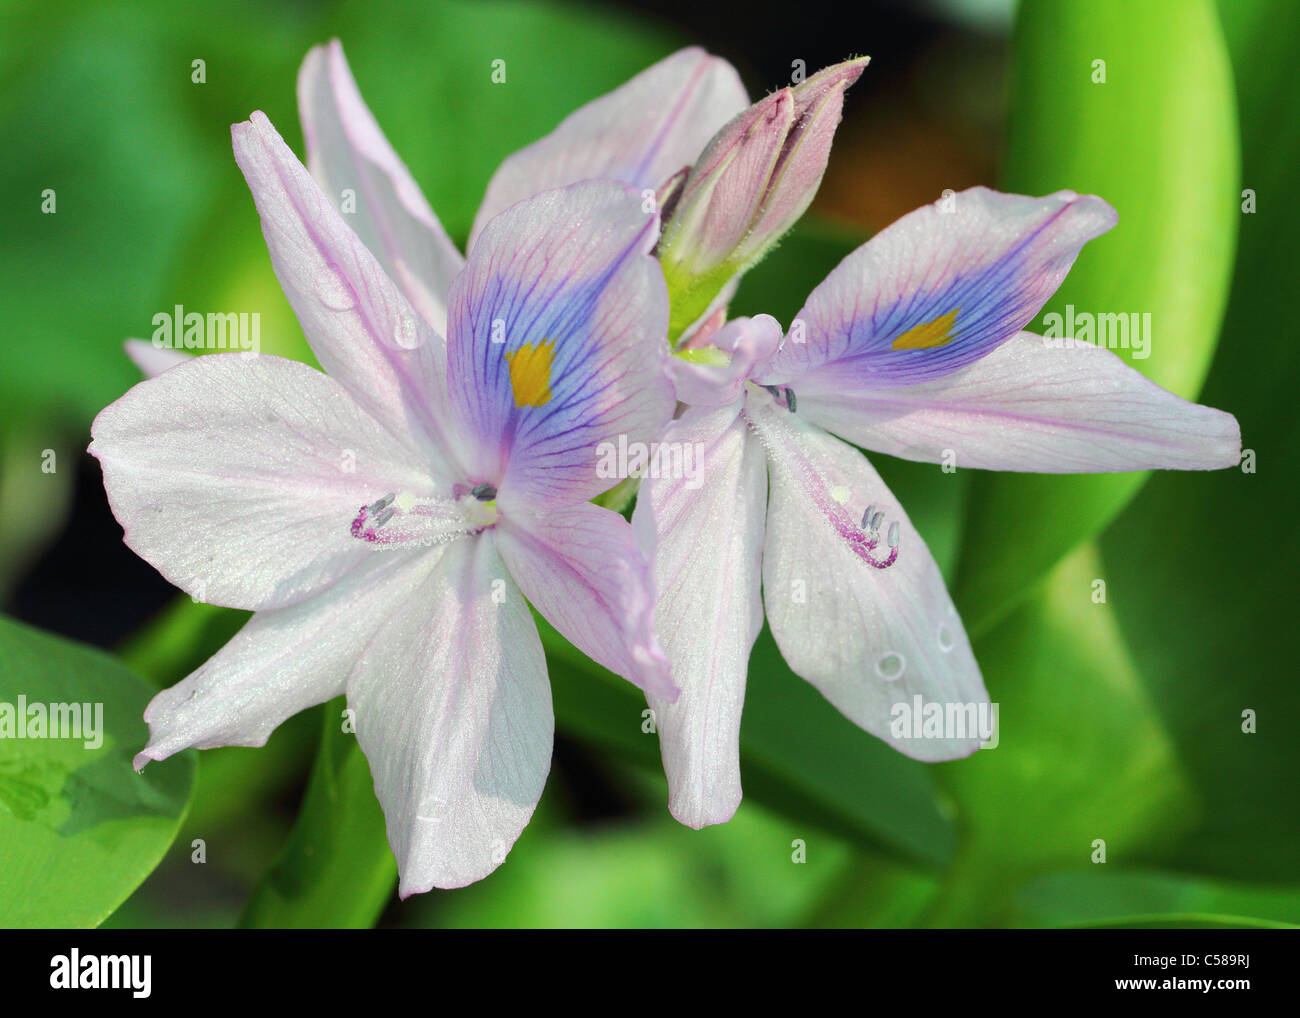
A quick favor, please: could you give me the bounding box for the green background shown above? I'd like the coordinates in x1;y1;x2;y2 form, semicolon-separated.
0;0;1294;928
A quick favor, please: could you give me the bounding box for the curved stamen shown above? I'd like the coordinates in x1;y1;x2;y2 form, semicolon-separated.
745;386;900;571
351;491;497;549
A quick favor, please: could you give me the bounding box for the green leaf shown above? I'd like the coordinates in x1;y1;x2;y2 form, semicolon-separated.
926;543;1194;926
401;790;853;928
0;614;195;927
240;699;394;928
953;0;1239;633
1015;869;1300;929
1093;0;1300;881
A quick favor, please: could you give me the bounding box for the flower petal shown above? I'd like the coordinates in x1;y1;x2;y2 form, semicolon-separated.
447;180;674;507
124;338;191;377
748;390;988;761
631;405;766;827
759;186;1117;391
797;331;1242;472
232;110;457;472
89;353;436;610
498;500;674;700
133;547;439;769
470;47;747;248
348;534;553;893
297;40;465;335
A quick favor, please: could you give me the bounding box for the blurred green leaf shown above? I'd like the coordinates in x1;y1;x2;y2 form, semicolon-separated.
241;699;394;928
0;614;195;927
1094;0;1300;881
954;0;1239;633
927;544;1194;926
406;791;852;928
1015;869;1300;929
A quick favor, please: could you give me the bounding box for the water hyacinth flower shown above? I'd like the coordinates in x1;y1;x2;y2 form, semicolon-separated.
636;186;1241;828
658;58;868;339
90;112;678;891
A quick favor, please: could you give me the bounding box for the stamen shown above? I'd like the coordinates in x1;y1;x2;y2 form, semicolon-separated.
855;506;900;569
351;490;497;548
745;390;900;571
470;483;498;502
784;387;797;413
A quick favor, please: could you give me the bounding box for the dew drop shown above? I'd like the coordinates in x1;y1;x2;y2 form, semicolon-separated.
937;623;955;653
830;485;851;504
392;313;419;350
315;270;356;313
876;651;906;681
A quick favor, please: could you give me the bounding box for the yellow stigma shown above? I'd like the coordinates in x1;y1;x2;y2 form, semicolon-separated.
505;339;557;407
891;308;959;350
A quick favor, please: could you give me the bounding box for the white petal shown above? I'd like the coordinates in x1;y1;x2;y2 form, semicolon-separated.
632;405;766;827
470;47;747;248
89;353;436;610
298;41;465;334
133;548;440;768
749;391;988;761
232;111;457;473
124;338;191;377
348;534;553;893
497;500;674;700
798;331;1242;472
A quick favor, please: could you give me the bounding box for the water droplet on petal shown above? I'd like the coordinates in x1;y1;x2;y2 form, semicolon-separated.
315;270;356;312
876;651;906;681
392;313;418;350
937;623;954;653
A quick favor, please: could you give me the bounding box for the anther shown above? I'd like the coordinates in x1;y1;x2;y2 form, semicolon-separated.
470;483;498;501
369;493;396;513
871;511;884;531
374;507;395;527
784;388;797;413
887;522;900;548
862;505;876;530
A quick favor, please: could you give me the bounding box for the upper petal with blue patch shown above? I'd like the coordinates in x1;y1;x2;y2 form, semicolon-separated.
446;180;675;510
757;187;1117;392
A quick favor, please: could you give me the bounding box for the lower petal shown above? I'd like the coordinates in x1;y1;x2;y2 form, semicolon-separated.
134;547;439;769
798;331;1241;472
631;405;766;827
348;535;553;893
748;391;989;761
497;501;675;701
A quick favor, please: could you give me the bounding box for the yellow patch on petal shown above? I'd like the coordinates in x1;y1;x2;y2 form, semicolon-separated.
505;340;557;407
891;308;959;350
